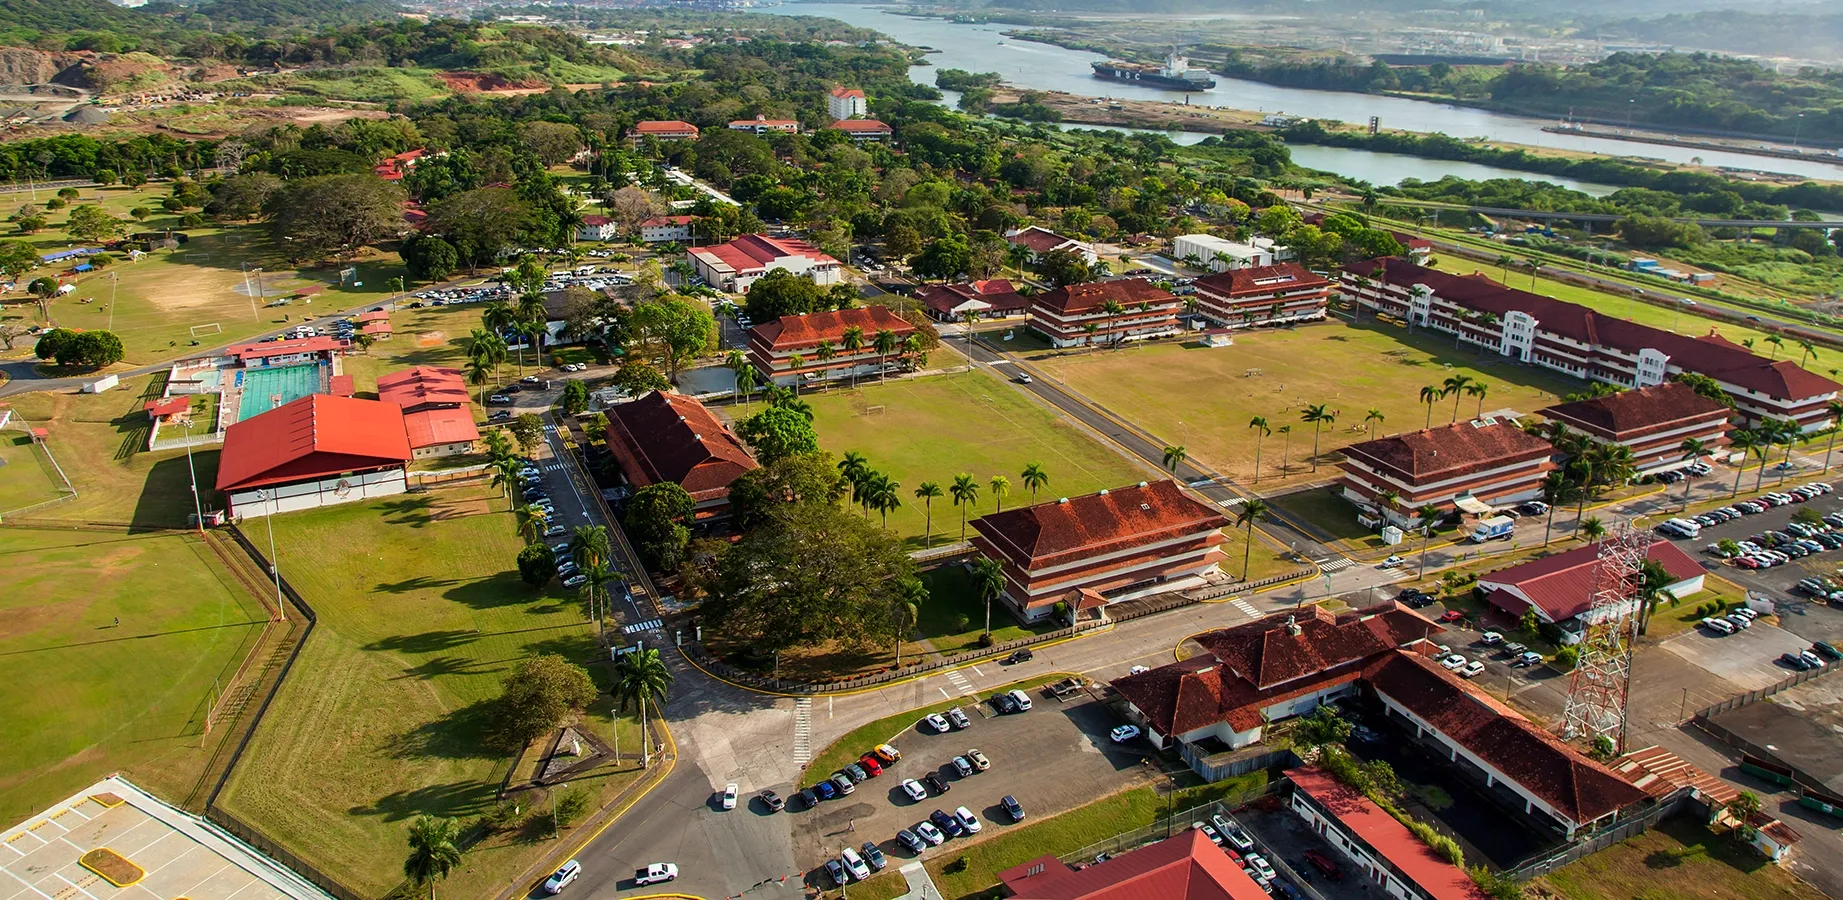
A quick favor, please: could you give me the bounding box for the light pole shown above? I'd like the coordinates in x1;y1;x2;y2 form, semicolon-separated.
1792;113;1806;149
182;419;204;534
260;489;285;620
106;272;118;332
1625;98;1636;133
551;782;568;837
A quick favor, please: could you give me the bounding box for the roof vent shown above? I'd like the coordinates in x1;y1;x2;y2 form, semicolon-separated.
1098;488;1108;495
1138;481;1148;488
1140;503;1152;511
1285;615;1302;637
1058;497;1069;504
678;415;687;422
694;433;702;440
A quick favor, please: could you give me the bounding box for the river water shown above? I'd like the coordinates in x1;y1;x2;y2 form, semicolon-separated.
754;2;1843;186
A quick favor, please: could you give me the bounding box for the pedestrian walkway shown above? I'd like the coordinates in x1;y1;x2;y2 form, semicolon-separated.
1230;598;1262;618
944;668;978;696
893;861;945;900
1315;556;1357;573
792;698;812;765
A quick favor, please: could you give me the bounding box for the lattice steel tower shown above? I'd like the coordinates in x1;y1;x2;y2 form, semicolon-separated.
1560;520;1649;751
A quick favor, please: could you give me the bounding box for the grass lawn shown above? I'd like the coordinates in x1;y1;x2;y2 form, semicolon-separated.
1438;260;1785;348
1538;816;1824;900
216;484;644;897
1269;486;1376;543
4;375;222;528
803;369;1154;550
915;563;1053;654
0;528;268;820
1645;574;1750;639
0;430;66;513
1030;318;1581;483
803;673;1072;781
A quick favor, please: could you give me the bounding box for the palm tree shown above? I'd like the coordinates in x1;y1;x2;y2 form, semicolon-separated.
1441;374;1474;424
1234;499;1268;581
569;524;611;571
734;364;758;411
1414;505;1443;578
466;357;493;405
838;451;869;496
1729;429;1758;497
1798;339;1818;368
915;481;943;547
1020;462;1049;500
1162;444;1188;473
1579;516;1606;542
1249;416;1271;483
1100;299;1126;348
950;474;980;542
1773;417;1801;478
971;556;1005;636
1082;322;1100;345
1466;382;1489;418
1635;559;1679;637
868;472;902;529
841;326;865;386
788;353;805;394
902;333;926;372
1277;425;1294;475
404;816;464;900
963;310;982;357
1301;404;1333;472
612;647;673;768
1748;431;1773;493
515;504;549;545
514;293;547;375
1678;437;1711;510
990;474;1011;513
1764;335;1785;360
1496;254;1514;282
1540;471;1578;547
874;328;900;382
814;340;837;384
1363;409;1384;441
1419;385;1440;429
580;560;614;642
892;578;925;669
1521;258;1539;289
1825;401;1843;475
488;457;522;510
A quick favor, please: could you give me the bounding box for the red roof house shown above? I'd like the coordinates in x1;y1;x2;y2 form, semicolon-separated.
746;305;916;386
215;394;411;508
688;233;842;292
1287;767;1489;900
1191;262;1333;329
225;335;343;366
998;830;1268;900
377;366;470;412
1338;420;1555;521
628;120;700;141
1478;539;1707;626
1538;382;1731;474
604;391;757;519
914;279;1030;321
1029;279;1182;348
826;119;893;140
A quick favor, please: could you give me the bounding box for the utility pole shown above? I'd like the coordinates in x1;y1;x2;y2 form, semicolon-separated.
261;490;285;621
183;420;204;534
107;273;118;332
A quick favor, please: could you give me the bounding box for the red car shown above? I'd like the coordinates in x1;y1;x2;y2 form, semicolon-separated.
1439;610;1465;623
858;754;884;777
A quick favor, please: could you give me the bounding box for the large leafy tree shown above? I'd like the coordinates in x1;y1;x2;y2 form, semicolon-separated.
631;296;714;384
625;482;695;571
742;268;827;322
65;205;125;242
728;451;849;530
265;174;405;262
489;654;599;750
427;186;536;270
737;405;820;464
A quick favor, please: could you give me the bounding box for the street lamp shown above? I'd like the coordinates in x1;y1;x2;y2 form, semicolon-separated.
182;418;204;534
258;489;285;621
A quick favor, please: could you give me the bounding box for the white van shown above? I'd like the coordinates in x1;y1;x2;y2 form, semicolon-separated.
1664;518;1702;539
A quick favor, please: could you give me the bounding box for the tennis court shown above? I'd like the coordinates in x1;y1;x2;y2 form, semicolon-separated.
237;364;326;420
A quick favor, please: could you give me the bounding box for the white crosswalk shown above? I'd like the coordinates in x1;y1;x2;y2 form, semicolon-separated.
543;463;569;473
944;668;977;696
1316;556;1357;573
1230;598;1261;618
792;698;812;764
622;618;663;634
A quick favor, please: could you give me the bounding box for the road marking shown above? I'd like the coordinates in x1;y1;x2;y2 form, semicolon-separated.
1231;598;1261;618
621;618;662;634
938;687;952;700
945;669;978;696
792;698;812;765
969;665;985;678
1315;556;1356;573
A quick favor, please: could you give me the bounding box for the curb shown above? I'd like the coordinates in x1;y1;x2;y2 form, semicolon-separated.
677;630;1101;699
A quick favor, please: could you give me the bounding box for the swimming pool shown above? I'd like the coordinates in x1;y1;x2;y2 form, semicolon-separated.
237;364;325;420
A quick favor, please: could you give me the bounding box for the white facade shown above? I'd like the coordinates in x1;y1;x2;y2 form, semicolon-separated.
576;219;618;242
691;249;842;293
229;468;407;519
827;90;867;121
1290;791;1425;900
639;219;695;243
1173;234;1289;272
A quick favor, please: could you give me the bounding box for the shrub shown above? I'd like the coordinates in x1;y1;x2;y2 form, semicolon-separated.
946;855;970;874
1552;645;1581;670
45;197;65;210
552;786;592;828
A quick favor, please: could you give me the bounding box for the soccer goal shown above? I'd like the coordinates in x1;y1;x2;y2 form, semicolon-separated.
189;322;223;338
861;405;885;417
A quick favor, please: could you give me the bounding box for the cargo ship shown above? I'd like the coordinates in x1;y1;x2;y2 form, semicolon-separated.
1091;50;1216;91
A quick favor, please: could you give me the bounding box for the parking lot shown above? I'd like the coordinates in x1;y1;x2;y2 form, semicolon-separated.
1237;805;1377;900
785;689;1161;883
1653;484;1843;648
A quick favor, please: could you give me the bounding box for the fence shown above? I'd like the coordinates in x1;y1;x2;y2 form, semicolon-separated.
1504;796;1688;880
1179;744;1299;784
1692;657;1839;719
685;620;1107;694
206;526;367;900
1185;567;1315;601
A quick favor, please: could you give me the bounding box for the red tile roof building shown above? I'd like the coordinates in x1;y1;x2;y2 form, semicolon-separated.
577;214;619;242
225;335;343;367
215;394;413;518
970;480;1229;621
827;86;868;120
603;391;758;520
1192;263;1333;330
377;366;478;458
628;120;700;141
914;279;1030;321
639;215;697;244
1112;605;1439;748
1286;768;1490;900
728;116;800;134
1538;382;1731;474
372;148;426;181
1478;538;1706;627
1341;258;1839;431
1005;226;1097;263
747;306;917;387
997;830;1269;900
1338;420;1555;523
826;119;893;141
1029;278;1182;349
688;233;842;293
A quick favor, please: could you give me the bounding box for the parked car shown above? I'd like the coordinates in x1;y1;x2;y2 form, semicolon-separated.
901;779;928;802
947;707;972;730
861;842;888;872
954;806;982;834
923;713;952;733
1007;689;1033;711
1002;795;1026;822
1110;724;1142;743
1303;849;1343;881
1480;631;1503;646
841;848;871;881
951;756;974;777
923;772;950;795
562;574;587;588
874;743;902;763
1512;651;1544;668
914;821;945;846
823;859;848;887
798;787;819;808
1247;855;1278;882
758;789;784;812
830;773;856;796
721;783;738;810
858;754;884;777
814;780;837;801
1439;654;1468;671
1193;822;1224;845
1005;648;1034;665
1782;652;1818;671
1460;661;1486;678
1813;641;1843;661
967;749;991;771
1700;617;1736;635
992;693;1017;714
931;808;965;838
843;764;869;784
542;860;581;894
896;828;927;853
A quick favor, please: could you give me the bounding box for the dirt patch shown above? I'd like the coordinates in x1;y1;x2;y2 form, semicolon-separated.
288;107;393;125
79;848;144;887
437;71;546;94
416;330;446;348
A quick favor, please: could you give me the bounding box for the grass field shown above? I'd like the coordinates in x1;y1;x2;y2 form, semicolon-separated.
0;528;268;822
802;370;1154;550
0;430;65;513
1030;318;1582;483
217;484;641;897
1538;817;1824;900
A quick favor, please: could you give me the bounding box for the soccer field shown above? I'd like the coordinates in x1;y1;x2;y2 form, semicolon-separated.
802;369;1155;548
0;529;268;820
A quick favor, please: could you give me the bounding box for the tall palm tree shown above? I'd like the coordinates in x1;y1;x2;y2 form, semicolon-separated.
971;556;1005;637
814;340;837;385
488;458;522;510
1729;429;1758;497
1825;401;1843;474
874;328;900;382
403;816;464;900
990;474;1011;513
1579;516;1606;542
1363;409;1385;441
1678;437;1711;510
1162;444;1188;473
841;326;865;386
1522;259;1539;289
950;473;980;542
902;333;926;372
570;524;611;571
915;481;943;547
1773;417;1801;478
787;353;805;395
866;472;901;528
580;560;613;642
1414;505;1443;578
1465;382;1489;418
1277;425;1294;475
1540;471;1578;547
734;364;757;411
963;310;982;357
1020;462;1049;500
466;357;493;405
1234;499;1268;581
1419;385;1440;429
1249;416;1271;483
1764;335;1785;360
1495;254;1514;282
1634;559;1679;637
612;647;672;768
1301;404;1333;472
892;577;925;669
1798;339;1818;368
838;451;869;497
1441;374;1473;423
1100;299;1126;348
515;504;549;545
515;293;547;375
1749;431;1773;493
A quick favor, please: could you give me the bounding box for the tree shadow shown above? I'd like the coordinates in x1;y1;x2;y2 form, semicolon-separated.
364;629;480;653
395;655;489;681
1644;848;1687;869
379;698;502;762
378;495;437;527
349;779;496;823
375;574;462;594
444;575;536;610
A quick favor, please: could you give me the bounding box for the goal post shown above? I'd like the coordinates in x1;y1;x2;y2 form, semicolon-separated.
189;322;223;337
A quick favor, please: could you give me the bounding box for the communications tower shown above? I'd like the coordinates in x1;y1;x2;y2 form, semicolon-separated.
1559;520;1649;752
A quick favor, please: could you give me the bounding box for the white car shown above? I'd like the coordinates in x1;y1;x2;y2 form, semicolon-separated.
563;574;587;588
721;783;738;810
1193;822;1224;845
954;806;982;834
633;863;678;886
1439;654;1468;671
900;779;928;801
1380;555;1404;568
1247;854;1277;882
1460;661;1486;679
1128;665;1150;675
1110;725;1142;743
542;860;580;894
840;848;871;881
923;713;952;733
915;821;945;845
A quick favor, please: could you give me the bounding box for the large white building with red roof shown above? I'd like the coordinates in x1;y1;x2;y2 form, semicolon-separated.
746;306;917;386
688;233;841;293
1341;257;1840;431
1191;262;1333;330
1478;538;1705;633
1029;278;1182;348
827;86;867;121
1338;420;1556;523
728;116;799;135
997;830;1268;900
576;214;618;242
376;366;479;459
969;480;1230;622
1538;382;1731;474
638;215;697;244
215;393;413;518
603;391;757;522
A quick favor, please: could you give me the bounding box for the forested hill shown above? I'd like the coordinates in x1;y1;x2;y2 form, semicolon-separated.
150;0;407;30
0;0;143;34
1580;11;1843;64
0;0;406;50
